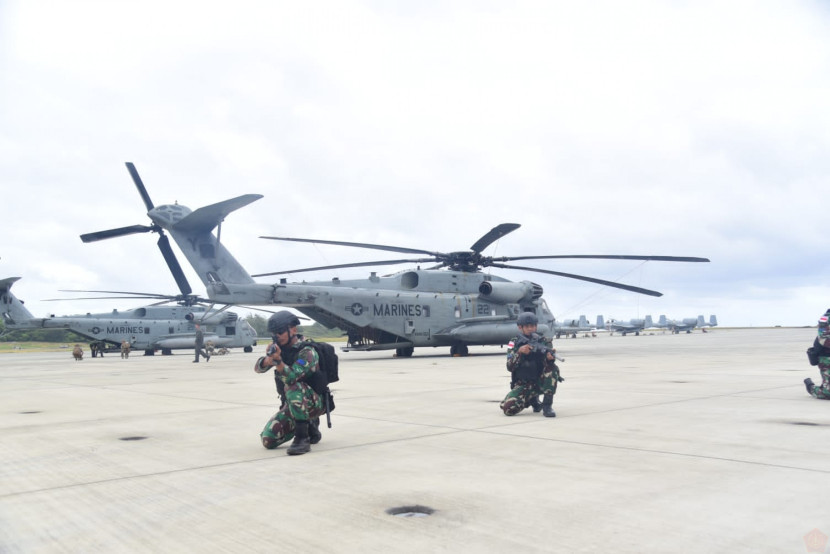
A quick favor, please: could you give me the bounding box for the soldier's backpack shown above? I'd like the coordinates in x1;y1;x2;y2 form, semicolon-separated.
306;339;340;387
274;339;340;417
304;339;339;424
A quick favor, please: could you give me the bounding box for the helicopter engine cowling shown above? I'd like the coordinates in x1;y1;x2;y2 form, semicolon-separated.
199;311;239;326
478;281;542;304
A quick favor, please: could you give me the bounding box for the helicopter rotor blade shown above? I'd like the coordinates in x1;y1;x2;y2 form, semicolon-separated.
126;162;155;212
252;257;437;278
489;262;664;297
43;295;170;301
259;236;440;257
53;288;210;304
57;289;174;297
469;223;521;253
488;254;710;264
80;225;155;243
157;234;193;297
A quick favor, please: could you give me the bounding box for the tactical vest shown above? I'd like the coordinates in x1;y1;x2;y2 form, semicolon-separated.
814;337;830;357
514;350;545;383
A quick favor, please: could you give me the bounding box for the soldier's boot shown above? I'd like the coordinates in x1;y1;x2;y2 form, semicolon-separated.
287;421;311;455
529;396;542;413
805;378;816;395
309;418;322;445
542;394;556;418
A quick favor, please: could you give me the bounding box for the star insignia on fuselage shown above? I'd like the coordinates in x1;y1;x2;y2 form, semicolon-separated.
347;303;364;316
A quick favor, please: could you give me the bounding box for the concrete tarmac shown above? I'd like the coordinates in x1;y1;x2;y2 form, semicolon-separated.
1;328;829;553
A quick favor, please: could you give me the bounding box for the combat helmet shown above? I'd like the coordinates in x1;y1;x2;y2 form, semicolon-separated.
267;310;301;335
517;312;538;326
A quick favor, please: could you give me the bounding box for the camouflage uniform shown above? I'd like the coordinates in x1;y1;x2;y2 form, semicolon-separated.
500;333;560;416
255;338;325;449
808;318;830;399
194;326;209;363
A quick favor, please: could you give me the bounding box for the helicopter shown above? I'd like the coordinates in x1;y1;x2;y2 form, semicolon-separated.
0;277;258;355
80;163;709;357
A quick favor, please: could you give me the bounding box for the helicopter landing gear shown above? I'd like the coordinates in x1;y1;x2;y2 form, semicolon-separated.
450;344;469;357
395;346;414;358
244;346;253;353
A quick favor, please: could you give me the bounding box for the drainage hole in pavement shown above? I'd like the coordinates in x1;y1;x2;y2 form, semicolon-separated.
386;505;435;518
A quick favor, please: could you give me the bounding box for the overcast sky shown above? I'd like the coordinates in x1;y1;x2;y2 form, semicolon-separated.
2;0;828;328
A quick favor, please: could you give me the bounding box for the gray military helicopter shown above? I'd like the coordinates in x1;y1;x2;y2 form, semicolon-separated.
80;163;709;357
0;277;257;355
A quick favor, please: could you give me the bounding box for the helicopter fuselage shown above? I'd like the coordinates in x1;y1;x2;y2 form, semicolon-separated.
208;269;555;350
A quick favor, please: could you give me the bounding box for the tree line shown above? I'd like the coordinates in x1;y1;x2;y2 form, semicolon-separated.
244;313;344;341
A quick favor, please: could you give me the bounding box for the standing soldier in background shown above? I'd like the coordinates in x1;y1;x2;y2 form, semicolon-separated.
121;339;131;359
500;312;562;417
805;310;830;399
193;323;210;363
254;311;325;455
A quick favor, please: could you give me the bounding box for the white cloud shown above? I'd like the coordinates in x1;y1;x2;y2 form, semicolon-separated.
2;0;829;326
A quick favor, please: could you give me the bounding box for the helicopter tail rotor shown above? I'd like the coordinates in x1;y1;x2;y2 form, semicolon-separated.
157;234;192;296
80;163;194;299
80;224;156;243
126;161;155;212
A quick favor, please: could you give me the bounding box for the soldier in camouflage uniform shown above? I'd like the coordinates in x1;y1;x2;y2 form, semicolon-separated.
805;310;830;399
500;312;562;417
193;324;210;363
254;311;325;455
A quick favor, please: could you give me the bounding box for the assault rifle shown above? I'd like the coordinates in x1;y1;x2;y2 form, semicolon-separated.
515;333;565;363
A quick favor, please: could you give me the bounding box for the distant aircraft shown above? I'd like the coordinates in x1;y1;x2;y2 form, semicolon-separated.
552;315;594;338
655;315;699;334
0;277;257;355
598;314;648;336
697;315;718;328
